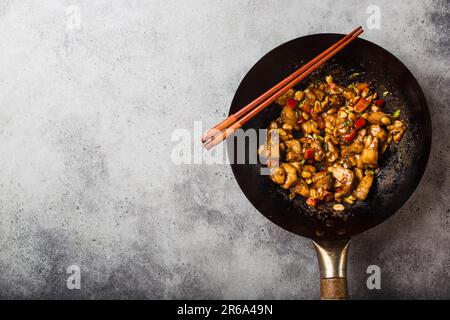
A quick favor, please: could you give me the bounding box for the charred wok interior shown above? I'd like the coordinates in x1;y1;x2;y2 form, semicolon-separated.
258;76;407;211
228;34;431;239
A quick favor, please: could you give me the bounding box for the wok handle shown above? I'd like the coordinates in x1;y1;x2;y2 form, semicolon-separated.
312;238;351;300
320;278;348;300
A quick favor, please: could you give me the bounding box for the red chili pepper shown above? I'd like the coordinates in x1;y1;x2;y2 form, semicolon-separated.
374;99;384;106
343;129;357;142
315;116;325;130
306;198;317;207
287;98;298;109
304;147;315;160
302;103;311;113
354;118;366;130
354;98;370;113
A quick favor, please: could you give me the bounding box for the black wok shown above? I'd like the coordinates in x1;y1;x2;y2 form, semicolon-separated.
227;33;432;299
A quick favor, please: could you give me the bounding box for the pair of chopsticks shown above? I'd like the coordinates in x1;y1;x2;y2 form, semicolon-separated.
201;26;364;150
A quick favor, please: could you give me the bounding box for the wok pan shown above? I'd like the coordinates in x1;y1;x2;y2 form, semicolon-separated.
227;33;432;299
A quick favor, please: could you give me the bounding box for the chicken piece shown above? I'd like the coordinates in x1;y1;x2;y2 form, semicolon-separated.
361;136;379;165
278;128;292;141
291;179;310;198
310;139;325;162
324;114;337;130
284;139;301;154
341;128;367;157
313;172;333;190
301;120;320;135
324;114;340;145
332;166;355;198
276;89;294;106
355;154;364;169
280;163;297;189
353;174;374;201
281;106;299;128
270;166;285;184
388;120;407;143
310;187;333;201
370;125;388;143
368;111;389;125
285;151;302;162
284;139;302;161
325;136;339;162
289;161;303;172
356;128;368;142
354;168;364;181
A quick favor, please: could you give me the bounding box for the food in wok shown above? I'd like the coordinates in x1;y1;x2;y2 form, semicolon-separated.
258;75;406;210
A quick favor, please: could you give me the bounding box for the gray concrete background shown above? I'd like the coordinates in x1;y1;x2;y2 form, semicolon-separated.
0;0;448;299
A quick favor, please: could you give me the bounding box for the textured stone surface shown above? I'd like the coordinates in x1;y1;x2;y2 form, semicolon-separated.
0;0;448;299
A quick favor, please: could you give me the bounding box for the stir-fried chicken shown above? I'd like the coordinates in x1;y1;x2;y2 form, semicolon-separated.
263;75;407;209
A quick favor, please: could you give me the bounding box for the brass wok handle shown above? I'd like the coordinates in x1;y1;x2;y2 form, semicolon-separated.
312;238;351;300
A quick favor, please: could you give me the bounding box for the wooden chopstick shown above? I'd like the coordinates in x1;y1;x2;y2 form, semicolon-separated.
202;27;364;150
201;26;363;144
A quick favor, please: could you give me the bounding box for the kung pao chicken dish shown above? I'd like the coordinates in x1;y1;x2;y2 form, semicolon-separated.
258;75;407;211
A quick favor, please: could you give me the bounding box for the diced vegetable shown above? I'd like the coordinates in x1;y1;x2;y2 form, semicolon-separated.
354;98;371;113
304;148;315;160
354;118;366;130
302;103;311;113
393;109;401;118
287;98;298;109
343;129;357;142
374;99;385;106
